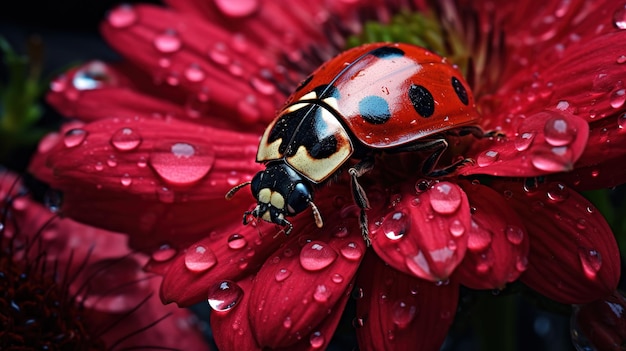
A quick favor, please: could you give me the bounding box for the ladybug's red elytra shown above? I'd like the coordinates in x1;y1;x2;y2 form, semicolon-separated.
227;42;486;244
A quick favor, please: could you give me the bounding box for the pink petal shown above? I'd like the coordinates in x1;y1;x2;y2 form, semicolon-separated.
462;109;589;177
101;4;285;130
454;181;530;290
248;206;365;348
29;116;262;249
355;254;458;351
491;180;620;304
371;180;470;282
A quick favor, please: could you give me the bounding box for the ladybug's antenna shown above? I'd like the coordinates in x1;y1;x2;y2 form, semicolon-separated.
309;201;323;228
225;181;251;200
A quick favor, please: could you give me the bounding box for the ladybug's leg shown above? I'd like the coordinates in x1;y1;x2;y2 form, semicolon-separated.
398;138;472;177
348;158;375;246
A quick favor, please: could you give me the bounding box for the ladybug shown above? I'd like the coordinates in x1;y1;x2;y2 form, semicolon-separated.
227;42;485;243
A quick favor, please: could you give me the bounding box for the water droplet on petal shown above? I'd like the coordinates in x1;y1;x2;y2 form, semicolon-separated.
515;132;536;151
546;182;570;202
309;331;325;349
576;218;587;230
184;64;206;82
613;4;626;29
299;242;337;271
391;300;417;328
331;273;344;284
477;150;499;167
94;162;104;171
107;5;137;28
515;255;529;272
283;316;292;328
214;0;259;18
544;116;576;146
382;211;409;240
617;55;626;64
610;88;626;109
120;173;132;187
578;248;602;279
531;146;573;172
250;75;276;95
340;242;363;261
227;234;248;250
73;61;113;90
430;182;462;214
468;221;492;251
111;127;142;151
618;113;626;129
313;284;331;303
156;186;175;203
154;30;182;53
207;280;243;312
505;225;525;245
107;155;118;168
63;128;88;148
150;142;215;185
449;219;465;237
151;244;177;262
185;244;217;272
274;268;292;282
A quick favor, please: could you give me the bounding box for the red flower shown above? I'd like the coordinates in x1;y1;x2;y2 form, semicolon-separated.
29;0;626;350
0;171;211;350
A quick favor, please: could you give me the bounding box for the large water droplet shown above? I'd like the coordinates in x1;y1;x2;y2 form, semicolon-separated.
185;244;217;272
107;5;137;28
613;4;626;29
382;211;409;240
430;182;462;214
207;280;243;312
63;128;88;148
111;127;142;151
531;146;573;172
153;30;182;53
610;88;626;108
150;142;215;185
477;150;499;167
544;116;576;146
151;244;177;262
313;284;331;303
618;113;626;129
73;61;112;90
214;0;259;17
515;132;536;151
299;242;337;271
391;300;417;328
227;234;248;250
505;225;525;245
467;220;492;251
340;242;363;261
309;331;325;349
547;182;570;202
578;248;602;279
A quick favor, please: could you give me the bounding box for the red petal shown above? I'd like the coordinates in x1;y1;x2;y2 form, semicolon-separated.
454;181;530;290
573;290;626;351
355;254;458;351
101;4;283;130
29;117;262;249
371;180;470;282
248;206;364;348
491;180;620;304
156;220;285;306
462;110;589;177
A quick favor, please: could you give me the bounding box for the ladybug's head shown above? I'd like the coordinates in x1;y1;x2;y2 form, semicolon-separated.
226;162;323;234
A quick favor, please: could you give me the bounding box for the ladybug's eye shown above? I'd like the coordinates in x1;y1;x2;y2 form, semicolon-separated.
287;183;312;215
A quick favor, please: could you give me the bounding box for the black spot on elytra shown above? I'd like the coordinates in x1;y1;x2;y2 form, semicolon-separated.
408;84;435;117
313;84;340;100
359;95;391;124
451;77;469;105
369;46;405;59
295;74;313;92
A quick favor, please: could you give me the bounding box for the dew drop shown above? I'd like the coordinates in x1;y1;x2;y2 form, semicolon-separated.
207;280;243;312
430;182;463;214
544;116;576;146
185;244;217;272
309;331;325;349
107;4;137;28
613;4;626;29
156;186;175;203
449;219;465;237
618;55;626;64
111;127;142;151
274;268;292;282
184;64;206;82
331;273;344;284
227;234;248;250
50;75;67;92
610;88;626;109
120;173;132;187
546;182;570;202
313;284;331;303
382;211;409;240
208;42;231;65
149;142;215;185
153;30;182;54
283;316;292;329
477;150;499;167
391;300;417;328
531;146;573;172
250;75;276;96
578;248;602;279
151;244;177;262
414;179;431;193
63;128;88;148
618;113;626;129
516;255;529;272
515;132;536;151
340;242;363;261
505;225;525;245
214;0;259;18
334;226;348;238
299;242;337;271
467;221;492;251
73;61;112;90
107;155;118;168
